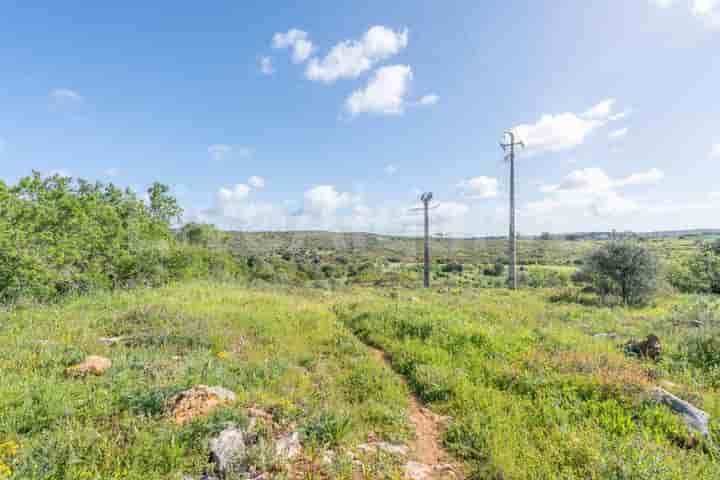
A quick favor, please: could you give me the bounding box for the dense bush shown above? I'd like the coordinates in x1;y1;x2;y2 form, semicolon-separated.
669;242;720;294
178;222;226;247
580;241;660;306
0;172;240;303
483;259;505;277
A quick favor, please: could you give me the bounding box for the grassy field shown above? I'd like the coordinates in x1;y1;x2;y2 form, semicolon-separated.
0;282;413;479
221;231;707;291
2;280;720;478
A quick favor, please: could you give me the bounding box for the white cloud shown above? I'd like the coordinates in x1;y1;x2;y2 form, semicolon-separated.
651;0;675;8
530;167;664;219
609;111;630;121
259;56;275;75
208;144;232;161
418;94;439;106
694;0;720;28
302;185;353;216
654;0;720;28
208;144;252;161
248;175;265;188
434;201;470;221
306;26;408;83
608;127;629;140
458;176;499;198
218;184;251;205
345;65;412;116
51;88;83;107
582;99;616;120
512;98;623;154
273;29;315;63
617;167;665;186
385;164;398;175
512;113;601;153
710;143;720;158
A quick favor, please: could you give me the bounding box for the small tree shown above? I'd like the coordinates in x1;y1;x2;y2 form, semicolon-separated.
147;182;182;225
581;241;660;306
675;242;720;294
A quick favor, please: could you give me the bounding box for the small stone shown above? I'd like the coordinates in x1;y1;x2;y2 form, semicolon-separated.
275;431;302;460
357;442;409;457
209;426;246;477
648;387;710;437
168;385;237;424
593;332;619;339
98;336;125;346
402;461;433;479
246;406;273;421
66;355;112;376
321;450;335;465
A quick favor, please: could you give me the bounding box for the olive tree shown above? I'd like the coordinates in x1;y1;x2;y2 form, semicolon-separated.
581;241;660;306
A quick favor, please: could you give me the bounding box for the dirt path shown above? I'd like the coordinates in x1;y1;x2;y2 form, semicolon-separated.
367;346;462;479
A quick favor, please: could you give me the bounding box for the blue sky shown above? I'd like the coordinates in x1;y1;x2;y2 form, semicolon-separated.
1;1;719;235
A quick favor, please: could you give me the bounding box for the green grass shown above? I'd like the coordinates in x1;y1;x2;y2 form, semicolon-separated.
3;281;720;479
0;281;410;479
338;289;720;479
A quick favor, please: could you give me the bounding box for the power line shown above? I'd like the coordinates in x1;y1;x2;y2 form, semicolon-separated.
500;131;524;290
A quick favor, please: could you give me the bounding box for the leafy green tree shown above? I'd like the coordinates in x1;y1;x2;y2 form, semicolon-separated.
180;222;223;246
581;242;660;306
673;242;720;294
147;182;182;225
0;172;236;303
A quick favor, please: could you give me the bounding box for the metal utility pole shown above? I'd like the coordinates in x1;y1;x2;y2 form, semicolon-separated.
421;192;433;288
501;131;524;290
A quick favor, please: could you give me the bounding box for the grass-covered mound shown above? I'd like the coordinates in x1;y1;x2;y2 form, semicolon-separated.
0;282;411;479
339;289;720;479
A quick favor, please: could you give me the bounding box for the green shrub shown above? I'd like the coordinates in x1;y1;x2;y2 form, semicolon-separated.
0;172;241;304
580;242;660;306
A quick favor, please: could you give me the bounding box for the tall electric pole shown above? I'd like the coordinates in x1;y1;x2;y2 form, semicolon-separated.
421;192;433;288
501;131;524;290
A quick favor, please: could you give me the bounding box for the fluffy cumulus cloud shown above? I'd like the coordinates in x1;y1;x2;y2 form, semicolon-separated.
418;94;439;106
259;56;274;75
302;185;353;216
651;0;720;28
710;143;720;158
51;88;83;107
272;29;315;63
306;26;408;83
346;65;412;116
529;167;665;219
511;99;624;154
458;176;499;199
617;168;665;186
218;184;251;204
385;164;398;175
248;176;265;188
208;144;232;161
693;0;720;26
608;127;629;141
208;144;252;161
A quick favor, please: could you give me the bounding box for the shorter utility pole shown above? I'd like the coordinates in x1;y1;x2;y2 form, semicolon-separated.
501;131;524;290
421;192;433;288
